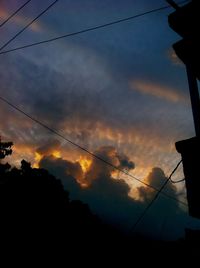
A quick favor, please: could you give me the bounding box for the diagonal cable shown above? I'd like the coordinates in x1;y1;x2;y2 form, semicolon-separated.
129;159;183;233
0;0;32;27
0;95;187;207
0;0;59;51
0;0;189;55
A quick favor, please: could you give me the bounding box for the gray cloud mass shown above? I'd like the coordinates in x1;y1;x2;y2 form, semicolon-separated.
39;145;199;240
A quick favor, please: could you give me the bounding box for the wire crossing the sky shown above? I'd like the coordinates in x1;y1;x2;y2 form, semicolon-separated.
0;0;189;55
0;0;32;28
0;95;187;207
129;159;184;233
0;0;59;52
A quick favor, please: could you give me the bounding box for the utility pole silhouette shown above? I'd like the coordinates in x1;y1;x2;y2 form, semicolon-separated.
167;0;200;219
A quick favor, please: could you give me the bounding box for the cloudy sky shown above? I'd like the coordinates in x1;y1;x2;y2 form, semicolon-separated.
0;0;200;239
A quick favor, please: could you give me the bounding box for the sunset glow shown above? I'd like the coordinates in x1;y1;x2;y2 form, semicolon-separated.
52;150;61;158
130;80;188;103
33;152;42;168
78;156;92;173
1;0;198;240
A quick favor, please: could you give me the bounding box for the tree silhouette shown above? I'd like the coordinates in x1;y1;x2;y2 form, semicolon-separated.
0;139;102;257
0;137;13;159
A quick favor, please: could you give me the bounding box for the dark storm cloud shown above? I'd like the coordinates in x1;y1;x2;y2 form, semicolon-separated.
36;139;61;155
38;146;196;239
117;153;135;170
39;149;139;231
137;167;177;202
135;167;193;239
83;146;135;185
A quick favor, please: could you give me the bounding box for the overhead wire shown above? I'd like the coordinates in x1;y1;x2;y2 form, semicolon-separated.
0;0;59;52
0;0;189;208
0;0;32;28
0;0;189;55
0;95;188;208
168;159;186;183
0;96;154;190
170;177;185;183
0;0;190;242
0;0;189;206
129;159;184;233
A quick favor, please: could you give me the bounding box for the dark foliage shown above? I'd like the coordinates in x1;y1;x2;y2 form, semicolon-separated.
0;159;102;246
0;149;124;264
0;138;13;159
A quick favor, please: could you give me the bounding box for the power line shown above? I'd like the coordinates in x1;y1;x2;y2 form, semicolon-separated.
0;95;152;189
0;95;187;207
0;0;189;55
129;159;184;233
170;177;185;183
168;159;185;183
0;0;32;28
0;0;59;52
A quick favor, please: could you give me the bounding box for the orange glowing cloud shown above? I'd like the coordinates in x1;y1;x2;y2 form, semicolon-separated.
59;119;181;185
78;155;92;174
3;134;182;204
0;9;42;32
33;150;62;168
130;80;188;103
4;115;179;192
33;152;43;168
52;150;61;158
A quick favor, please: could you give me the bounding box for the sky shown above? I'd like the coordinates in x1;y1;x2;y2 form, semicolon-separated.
0;0;200;239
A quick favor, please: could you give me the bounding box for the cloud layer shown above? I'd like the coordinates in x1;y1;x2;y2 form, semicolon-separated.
0;44;193;180
130;80;188;103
